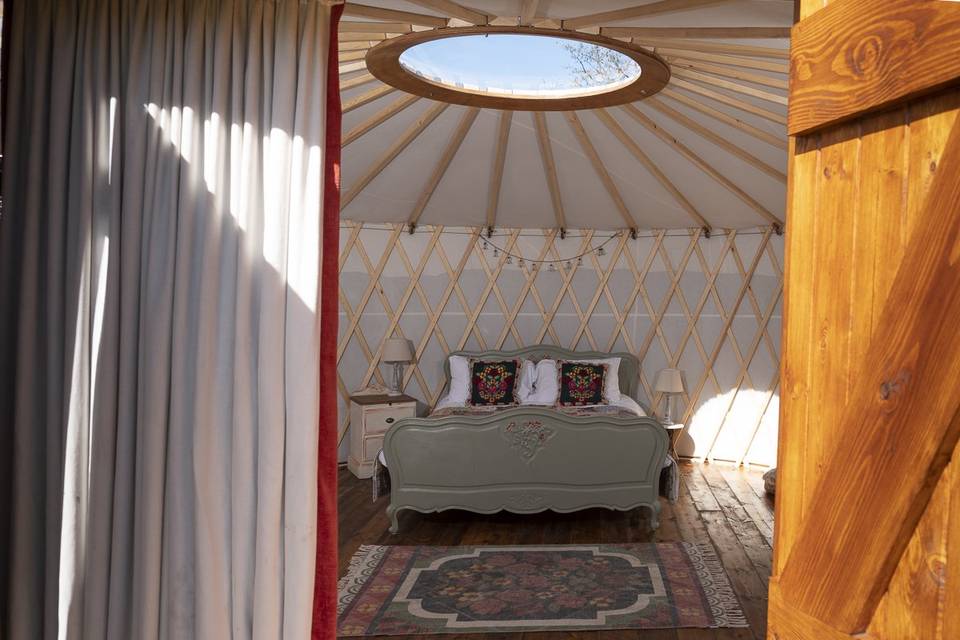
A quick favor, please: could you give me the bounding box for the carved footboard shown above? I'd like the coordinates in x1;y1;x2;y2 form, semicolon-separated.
382;407;668;533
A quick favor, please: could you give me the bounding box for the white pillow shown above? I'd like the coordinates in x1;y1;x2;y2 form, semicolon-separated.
568;357;621;404
519;359;559;405
515;360;538;403
442;354;471;406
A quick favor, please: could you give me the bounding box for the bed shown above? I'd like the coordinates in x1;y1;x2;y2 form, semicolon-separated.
381;346;669;533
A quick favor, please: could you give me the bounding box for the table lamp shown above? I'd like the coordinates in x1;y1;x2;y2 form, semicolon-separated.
381;338;414;394
654;368;684;424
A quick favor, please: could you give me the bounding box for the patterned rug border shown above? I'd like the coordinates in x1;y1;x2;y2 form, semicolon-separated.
682;541;748;627
337;543;748;634
337;544;387;616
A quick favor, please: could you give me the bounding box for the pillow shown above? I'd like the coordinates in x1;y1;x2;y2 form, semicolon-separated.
515;359;538;403
519;359;559;405
443;355;471;406
470;359;521;406
568;357;621;403
558;361;607;406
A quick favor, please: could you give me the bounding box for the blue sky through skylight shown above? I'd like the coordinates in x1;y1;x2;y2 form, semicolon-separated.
399;34;641;97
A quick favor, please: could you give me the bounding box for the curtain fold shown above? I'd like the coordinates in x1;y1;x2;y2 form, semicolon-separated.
0;1;333;638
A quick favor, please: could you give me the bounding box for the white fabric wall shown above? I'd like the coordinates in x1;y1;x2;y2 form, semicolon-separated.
337;224;782;467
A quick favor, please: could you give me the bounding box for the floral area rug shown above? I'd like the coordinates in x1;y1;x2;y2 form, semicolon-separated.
337;543;747;635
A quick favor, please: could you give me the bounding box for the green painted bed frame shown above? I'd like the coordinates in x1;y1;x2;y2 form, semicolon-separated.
382;346;669;533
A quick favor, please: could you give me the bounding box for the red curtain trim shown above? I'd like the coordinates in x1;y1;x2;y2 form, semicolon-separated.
312;2;344;638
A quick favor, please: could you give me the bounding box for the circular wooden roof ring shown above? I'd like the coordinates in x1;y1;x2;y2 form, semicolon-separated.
364;26;671;112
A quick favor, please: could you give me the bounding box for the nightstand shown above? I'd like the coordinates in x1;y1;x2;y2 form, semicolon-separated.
663;422;684;459
348;393;417;479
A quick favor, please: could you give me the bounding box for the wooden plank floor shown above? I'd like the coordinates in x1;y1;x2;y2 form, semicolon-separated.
338;461;774;640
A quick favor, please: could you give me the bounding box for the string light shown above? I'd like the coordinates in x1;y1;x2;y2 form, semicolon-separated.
478;231;622;266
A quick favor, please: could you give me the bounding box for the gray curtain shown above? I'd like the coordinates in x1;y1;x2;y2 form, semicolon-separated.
0;1;330;638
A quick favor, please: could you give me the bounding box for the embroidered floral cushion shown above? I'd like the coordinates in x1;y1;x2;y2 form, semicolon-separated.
558;361;607;406
469;360;520;406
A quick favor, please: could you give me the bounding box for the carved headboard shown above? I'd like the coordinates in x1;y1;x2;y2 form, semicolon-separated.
443;346;640;399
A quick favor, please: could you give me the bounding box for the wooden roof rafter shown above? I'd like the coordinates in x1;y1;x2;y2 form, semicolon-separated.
519;0;540;25
601;26;790;39
621;104;783;227
340;41;375;51
339;32;395;42
339;50;369;62
652;47;790;73
562;0;730;31
563;110;639;233
486;111;512;235
671;67;788;106
339;21;412;33
342;101;449;208
646;96;786;183
343;84;395;114
342;3;449;28
408;107;480;232
593;108;712;233
340;73;379;91
660;88;787;150
343;92;420;146
664;57;788;90
532;112;568;234
633;37;790;59
670;77;787;125
339;61;367;75
403;0;490;25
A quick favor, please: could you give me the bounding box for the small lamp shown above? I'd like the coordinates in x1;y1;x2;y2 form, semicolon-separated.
381;338;414;395
654;368;684;424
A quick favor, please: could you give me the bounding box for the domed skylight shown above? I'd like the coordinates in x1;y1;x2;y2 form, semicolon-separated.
398;34;642;99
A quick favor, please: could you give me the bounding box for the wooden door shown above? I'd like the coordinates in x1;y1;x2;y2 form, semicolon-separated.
770;1;960;638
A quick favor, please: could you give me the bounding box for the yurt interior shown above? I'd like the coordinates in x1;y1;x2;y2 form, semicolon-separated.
336;2;787;637
4;1;960;639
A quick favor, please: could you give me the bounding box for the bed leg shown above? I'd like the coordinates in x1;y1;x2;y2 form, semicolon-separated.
387;505;400;534
649;502;661;531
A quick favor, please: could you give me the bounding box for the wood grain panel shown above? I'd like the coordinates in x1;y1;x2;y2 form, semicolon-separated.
944;460;960;638
774;88;960;640
867;458;952;640
788;0;960;135
775;1;960;637
777;110;960;632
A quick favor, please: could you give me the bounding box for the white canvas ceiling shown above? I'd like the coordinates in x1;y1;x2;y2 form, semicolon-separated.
339;0;792;231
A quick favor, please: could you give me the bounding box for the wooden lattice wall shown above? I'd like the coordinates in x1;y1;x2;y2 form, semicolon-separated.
338;223;783;466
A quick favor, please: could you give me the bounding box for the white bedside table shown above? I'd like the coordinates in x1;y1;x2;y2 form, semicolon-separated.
663;422;684;460
348;393;417;479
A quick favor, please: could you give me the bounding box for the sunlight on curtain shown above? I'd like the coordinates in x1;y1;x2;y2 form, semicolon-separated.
145;106;322;312
2;2;331;637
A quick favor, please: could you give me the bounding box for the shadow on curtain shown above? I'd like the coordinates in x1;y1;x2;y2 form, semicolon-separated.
0;1;338;637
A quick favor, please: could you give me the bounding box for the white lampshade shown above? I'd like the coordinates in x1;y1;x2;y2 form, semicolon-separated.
381;338;414;363
654;368;684;394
